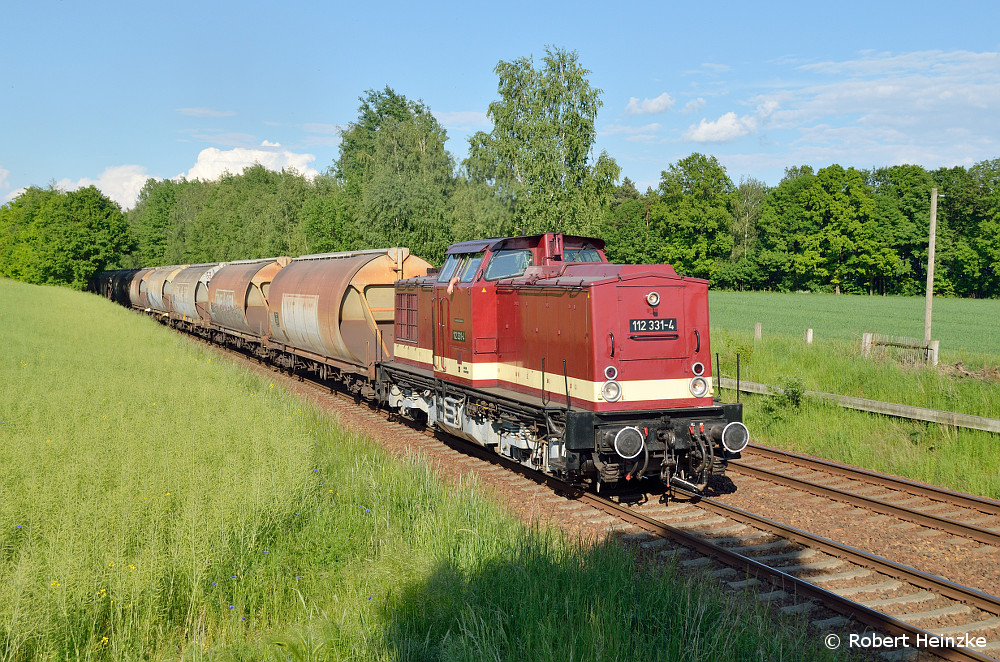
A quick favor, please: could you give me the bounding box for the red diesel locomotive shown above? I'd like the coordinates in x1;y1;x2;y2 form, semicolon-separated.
91;232;747;493
381;232;748;492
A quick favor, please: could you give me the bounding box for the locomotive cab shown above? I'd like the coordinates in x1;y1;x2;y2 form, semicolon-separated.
426;233;606;384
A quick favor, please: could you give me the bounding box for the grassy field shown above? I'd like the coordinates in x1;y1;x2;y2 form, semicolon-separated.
709;291;1000;499
0;278;841;661
710;291;1000;360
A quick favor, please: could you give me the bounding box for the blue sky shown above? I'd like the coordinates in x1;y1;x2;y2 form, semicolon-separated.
2;0;998;209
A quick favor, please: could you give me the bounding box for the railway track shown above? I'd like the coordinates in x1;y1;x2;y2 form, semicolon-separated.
728;445;1000;547
200;338;1000;661
579;490;1000;661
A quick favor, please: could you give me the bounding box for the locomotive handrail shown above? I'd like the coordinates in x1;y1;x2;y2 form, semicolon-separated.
494;282;589;292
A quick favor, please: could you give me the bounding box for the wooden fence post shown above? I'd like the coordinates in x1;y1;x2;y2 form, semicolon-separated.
928;340;940;366
805;328;813;344
754;322;762;341
861;333;873;358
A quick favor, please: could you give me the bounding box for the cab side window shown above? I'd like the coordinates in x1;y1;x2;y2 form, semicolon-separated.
484;249;533;280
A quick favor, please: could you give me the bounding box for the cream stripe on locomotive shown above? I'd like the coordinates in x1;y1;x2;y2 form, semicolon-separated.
392;343;711;404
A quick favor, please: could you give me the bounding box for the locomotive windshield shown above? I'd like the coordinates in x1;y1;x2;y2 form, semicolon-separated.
484;249;533;280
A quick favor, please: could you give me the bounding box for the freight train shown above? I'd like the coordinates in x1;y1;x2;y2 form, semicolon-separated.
91;233;748;494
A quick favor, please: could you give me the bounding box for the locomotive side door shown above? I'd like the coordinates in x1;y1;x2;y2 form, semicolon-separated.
434;292;449;371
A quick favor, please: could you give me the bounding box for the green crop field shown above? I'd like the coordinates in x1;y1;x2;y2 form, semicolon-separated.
0;278;841;661
708;291;1000;499
709;291;1000;360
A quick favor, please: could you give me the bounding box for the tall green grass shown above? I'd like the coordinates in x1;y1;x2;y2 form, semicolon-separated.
711;329;1000;419
740;392;1000;499
0;279;840;660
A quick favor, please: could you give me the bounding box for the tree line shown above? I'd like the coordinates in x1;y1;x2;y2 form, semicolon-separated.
2;46;998;297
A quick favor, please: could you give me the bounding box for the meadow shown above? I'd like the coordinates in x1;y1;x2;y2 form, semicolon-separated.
709;291;1000;499
709;290;1000;360
0;278;840;661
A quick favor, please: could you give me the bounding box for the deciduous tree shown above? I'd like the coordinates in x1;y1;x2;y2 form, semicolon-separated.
466;46;619;235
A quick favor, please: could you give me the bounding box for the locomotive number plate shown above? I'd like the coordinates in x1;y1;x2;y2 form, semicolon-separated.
629;318;676;333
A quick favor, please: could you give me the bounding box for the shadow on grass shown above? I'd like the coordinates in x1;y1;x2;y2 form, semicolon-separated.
375;535;834;662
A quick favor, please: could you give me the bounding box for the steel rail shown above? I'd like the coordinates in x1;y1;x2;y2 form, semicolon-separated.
728;459;1000;547
676;491;1000;616
573;488;1000;662
746;444;1000;517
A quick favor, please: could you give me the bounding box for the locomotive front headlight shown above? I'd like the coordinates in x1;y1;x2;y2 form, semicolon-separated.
602;380;622;402
692;362;705;376
689;376;709;398
604;365;618;380
646;291;660;307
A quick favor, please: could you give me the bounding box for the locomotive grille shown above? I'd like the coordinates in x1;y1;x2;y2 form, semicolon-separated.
395;292;419;342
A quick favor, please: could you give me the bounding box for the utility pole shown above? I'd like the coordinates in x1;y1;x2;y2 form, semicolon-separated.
923;188;938;346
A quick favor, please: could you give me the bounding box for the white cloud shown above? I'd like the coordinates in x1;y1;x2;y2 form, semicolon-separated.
683;99;780;143
625;93;674;115
800;49;999;78
700;63;732;73
182;143;320;182
600;123;663;145
4;187;27;205
3;186;28;204
54;165;156;211
0;166;9;190
177;107;237;117
681;98;706;114
739;49;1000;168
684;112;756;142
302;135;342;148
667;49;998;182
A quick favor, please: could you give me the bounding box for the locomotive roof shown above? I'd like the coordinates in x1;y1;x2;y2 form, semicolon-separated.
445;233;606;255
